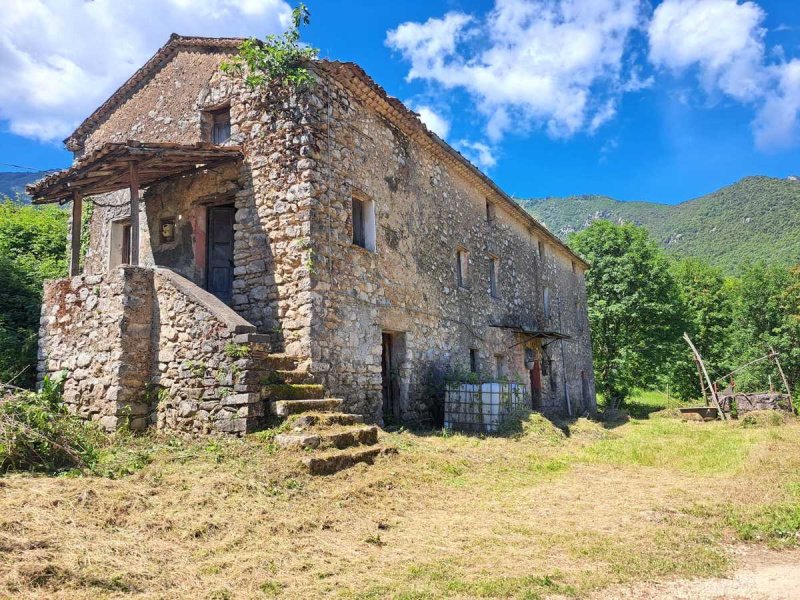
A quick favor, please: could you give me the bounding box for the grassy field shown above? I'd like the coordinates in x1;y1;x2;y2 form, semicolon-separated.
2;391;800;599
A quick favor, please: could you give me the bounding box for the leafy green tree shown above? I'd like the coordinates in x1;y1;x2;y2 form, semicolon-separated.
668;259;735;400
221;3;319;89
727;263;800;395
0;199;68;387
569;221;685;409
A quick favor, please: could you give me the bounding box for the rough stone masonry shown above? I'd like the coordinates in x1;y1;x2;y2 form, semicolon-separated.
35;35;596;435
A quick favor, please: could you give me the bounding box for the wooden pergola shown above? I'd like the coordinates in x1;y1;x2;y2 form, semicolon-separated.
27;141;243;275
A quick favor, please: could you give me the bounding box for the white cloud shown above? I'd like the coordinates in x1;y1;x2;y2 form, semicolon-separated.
754;60;800;151
0;0;292;142
648;0;800;150
648;0;767;101
455;140;497;170
387;0;646;143
408;103;451;139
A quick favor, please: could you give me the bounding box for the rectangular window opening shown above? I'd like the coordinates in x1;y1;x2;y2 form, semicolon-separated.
352;195;376;251
456;248;469;287
485;200;496;223
538;240;546;261
543;287;551;321
110;219;132;268
209;106;231;144
489;256;499;298
470;349;478;374
571;260;577;274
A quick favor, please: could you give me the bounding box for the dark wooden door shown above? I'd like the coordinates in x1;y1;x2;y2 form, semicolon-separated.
207;205;235;300
531;358;543;411
381;333;396;423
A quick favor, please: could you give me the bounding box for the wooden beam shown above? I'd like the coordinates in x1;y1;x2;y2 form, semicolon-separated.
771;347;796;415
684;333;726;420
70;191;83;276
128;161;140;266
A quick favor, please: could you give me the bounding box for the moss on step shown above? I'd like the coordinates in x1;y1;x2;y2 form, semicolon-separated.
261;383;324;400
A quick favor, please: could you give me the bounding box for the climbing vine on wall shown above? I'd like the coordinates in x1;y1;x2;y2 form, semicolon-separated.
221;4;319;89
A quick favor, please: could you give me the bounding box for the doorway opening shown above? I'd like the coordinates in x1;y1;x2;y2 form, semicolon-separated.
206;204;235;300
381;331;405;425
530;347;543;411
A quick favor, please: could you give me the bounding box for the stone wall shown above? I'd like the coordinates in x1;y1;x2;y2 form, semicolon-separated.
39;268;153;430
304;69;596;423
38;267;266;435
151;268;264;435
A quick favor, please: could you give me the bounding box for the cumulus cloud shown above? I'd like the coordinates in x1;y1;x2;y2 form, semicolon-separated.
0;0;292;142
454;140;497;170
408;103;451;139
387;0;647;143
648;0;767;101
754;60;800;150
648;0;800;150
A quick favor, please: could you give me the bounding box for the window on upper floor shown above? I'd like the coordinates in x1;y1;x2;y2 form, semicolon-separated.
456;247;469;287
110;219;132;268
543;286;551;321
495;354;506;380
485;200;496;224
352;195;376;251
538;240;546;261
571;260;577;274
207;106;231;144
489;255;499;299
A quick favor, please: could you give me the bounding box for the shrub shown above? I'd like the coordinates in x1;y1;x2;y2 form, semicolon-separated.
0;372;104;473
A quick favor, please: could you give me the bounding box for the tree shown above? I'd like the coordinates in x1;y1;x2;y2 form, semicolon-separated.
668;259;734;400
221;3;319;89
569;221;685;409
0;199;68;387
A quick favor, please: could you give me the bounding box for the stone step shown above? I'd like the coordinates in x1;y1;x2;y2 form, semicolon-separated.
271;369;314;385
271;398;343;417
263;353;300;371
301;446;396;476
274;425;379;451
289;412;364;429
262;383;324;400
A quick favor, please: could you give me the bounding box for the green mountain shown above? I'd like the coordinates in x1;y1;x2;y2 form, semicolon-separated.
0;171;51;202
521;176;800;273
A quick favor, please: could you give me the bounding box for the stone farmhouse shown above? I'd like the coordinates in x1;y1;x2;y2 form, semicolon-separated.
30;35;596;437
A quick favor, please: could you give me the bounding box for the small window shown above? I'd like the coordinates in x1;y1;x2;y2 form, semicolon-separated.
210;107;231;144
495;354;506;380
456;248;469;287
538;240;546;261
470;349;478;374
543;287;551;321
571;260;577;274
485;200;496;223
352;195;376;251
160;219;175;244
110;219;132;268
489;256;499;298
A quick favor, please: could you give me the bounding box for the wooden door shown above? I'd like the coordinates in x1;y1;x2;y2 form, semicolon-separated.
381;333;396;423
207;205;235;300
531;357;543;411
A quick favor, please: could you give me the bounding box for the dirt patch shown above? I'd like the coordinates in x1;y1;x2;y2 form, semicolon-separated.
578;547;800;599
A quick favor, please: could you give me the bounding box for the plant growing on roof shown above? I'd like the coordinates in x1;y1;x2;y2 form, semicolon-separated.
220;4;318;90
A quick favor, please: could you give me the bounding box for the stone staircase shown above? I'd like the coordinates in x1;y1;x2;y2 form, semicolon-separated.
260;353;394;475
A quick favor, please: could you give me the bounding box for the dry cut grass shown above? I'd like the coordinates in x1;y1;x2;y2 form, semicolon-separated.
2;400;800;599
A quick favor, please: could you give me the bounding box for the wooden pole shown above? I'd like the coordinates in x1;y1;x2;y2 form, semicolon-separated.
69;191;83;276
128;161;140;266
684;333;726;420
771;346;796;415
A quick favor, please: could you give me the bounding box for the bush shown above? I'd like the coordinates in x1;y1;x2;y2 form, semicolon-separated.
0;372;104;473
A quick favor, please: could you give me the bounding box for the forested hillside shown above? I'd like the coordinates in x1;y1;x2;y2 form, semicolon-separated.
521;176;800;273
0;171;51;202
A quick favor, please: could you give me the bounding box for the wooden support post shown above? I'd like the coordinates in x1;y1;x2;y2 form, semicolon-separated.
771;347;796;415
70;191;83;276
684;333;726;420
128;161;140;266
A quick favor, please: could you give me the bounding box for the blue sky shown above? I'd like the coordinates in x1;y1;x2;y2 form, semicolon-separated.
1;0;799;204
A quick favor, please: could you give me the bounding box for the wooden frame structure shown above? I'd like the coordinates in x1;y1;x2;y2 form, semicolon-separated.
27;141;242;273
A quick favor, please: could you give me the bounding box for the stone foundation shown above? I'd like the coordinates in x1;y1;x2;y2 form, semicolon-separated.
38;266;267;435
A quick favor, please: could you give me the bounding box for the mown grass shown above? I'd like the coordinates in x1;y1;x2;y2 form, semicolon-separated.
1;390;799;599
